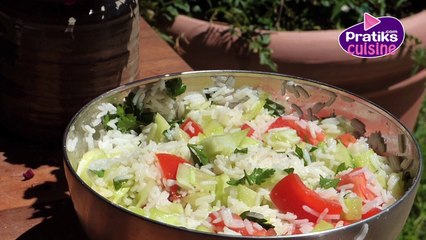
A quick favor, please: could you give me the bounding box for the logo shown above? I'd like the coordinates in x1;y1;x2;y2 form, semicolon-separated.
338;13;405;58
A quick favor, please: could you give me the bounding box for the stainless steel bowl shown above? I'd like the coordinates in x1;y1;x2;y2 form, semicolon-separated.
63;70;422;240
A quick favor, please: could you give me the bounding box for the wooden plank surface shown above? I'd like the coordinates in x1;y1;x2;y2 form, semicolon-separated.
0;18;191;240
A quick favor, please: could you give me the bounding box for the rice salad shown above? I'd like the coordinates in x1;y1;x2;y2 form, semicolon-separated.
70;78;405;237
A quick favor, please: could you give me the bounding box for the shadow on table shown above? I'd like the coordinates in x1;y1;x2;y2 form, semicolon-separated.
0;130;88;240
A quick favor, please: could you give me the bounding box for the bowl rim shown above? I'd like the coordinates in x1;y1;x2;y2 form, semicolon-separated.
63;70;423;239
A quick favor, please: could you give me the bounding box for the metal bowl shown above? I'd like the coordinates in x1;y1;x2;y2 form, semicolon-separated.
63;70;422;240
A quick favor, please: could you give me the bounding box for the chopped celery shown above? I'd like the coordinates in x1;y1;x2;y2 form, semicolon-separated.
196;225;214;233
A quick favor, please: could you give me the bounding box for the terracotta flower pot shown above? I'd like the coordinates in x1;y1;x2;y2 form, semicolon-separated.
166;11;426;129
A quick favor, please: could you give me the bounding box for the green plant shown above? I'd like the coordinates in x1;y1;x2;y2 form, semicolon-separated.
399;95;426;240
140;0;426;71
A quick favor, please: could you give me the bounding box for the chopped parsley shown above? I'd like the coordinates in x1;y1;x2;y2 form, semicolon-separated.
234;148;248;154
336;163;349;174
113;178;128;190
264;98;285;117
295;145;308;166
227;168;275;186
319;175;340;189
188;144;209;166
283;168;294;174
90;169;105;178
240;211;275;230
165;78;186;99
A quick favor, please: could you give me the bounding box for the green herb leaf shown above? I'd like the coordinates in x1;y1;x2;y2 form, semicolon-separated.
283;168;294;174
319;175;340;189
234;148;248;154
309;147;318;152
264;98;285;117
295;145;308;166
336;163;349;174
240;211;275;230
188;144;209;166
113;178;128;190
90;169;105;178
227;168;275;186
165;78;187;99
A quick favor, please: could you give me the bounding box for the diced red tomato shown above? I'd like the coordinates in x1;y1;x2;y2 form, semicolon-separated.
208;210;270;236
270;173;342;222
241;123;255;137
156;153;187;180
338;133;357;147
267;117;325;145
338;168;377;201
362;207;381;219
180;118;203;137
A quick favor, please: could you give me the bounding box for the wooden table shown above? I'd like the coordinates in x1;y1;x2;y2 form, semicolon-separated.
0;19;192;240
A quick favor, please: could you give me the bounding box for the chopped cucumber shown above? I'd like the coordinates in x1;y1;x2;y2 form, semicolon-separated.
388;172;404;199
202;119;224;136
342;196;363;221
334;142;353;169
215;174;231;205
199;129;248;160
313;220;334;232
181;192;211;208
352;149;377;172
176;163;216;192
196;225;214;233
262;128;300;151
147;113;170;142
128;206;148;217
134;179;156;207
77;148;107;185
237;185;258;207
243;98;266;120
239;136;261;148
112;187;130;204
149;207;183;226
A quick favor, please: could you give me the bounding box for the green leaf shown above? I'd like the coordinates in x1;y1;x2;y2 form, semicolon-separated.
283;168;294;174
234;148;248;154
188;144;209;166
319;175;340;189
240;211;275;230
295;145;307;166
113;178;128;190
165;78;187;99
90;169;105;178
336;163;349;174
264;98;285;117
227;168;275;186
309;147;318;152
